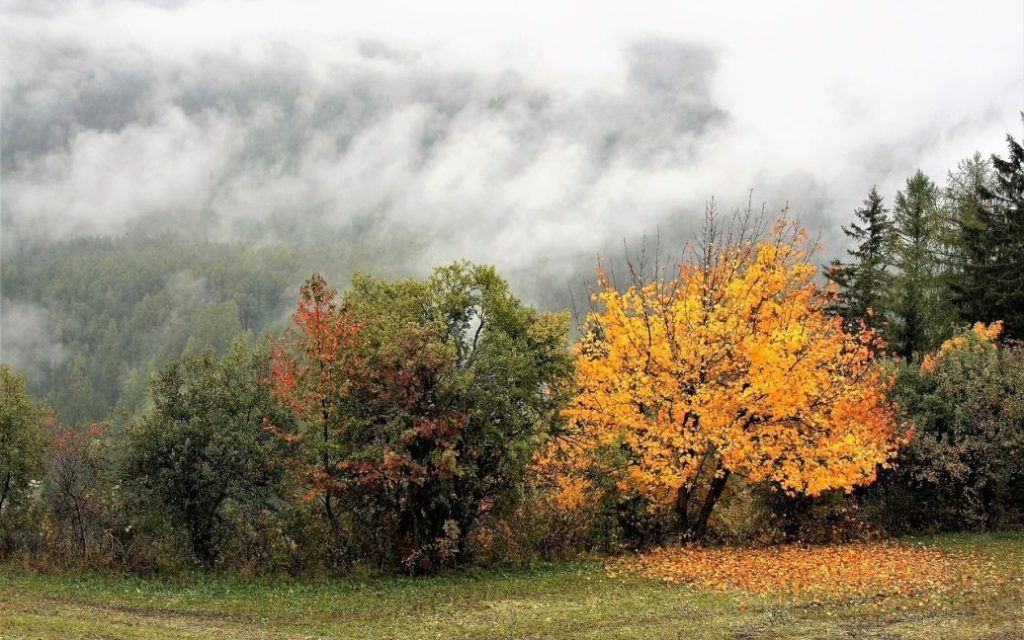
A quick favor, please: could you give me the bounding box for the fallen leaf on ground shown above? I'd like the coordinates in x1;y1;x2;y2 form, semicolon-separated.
609;542;976;598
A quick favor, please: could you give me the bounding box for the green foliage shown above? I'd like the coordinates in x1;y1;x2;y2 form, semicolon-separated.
345;263;574;570
880;326;1024;531
889;170;945;358
271;263;574;571
123;340;297;567
832;143;1023;360
0;365;49;549
828;186;893;335
948;134;1024;339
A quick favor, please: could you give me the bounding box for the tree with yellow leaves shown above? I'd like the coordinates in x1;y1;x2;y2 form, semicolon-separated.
541;208;907;539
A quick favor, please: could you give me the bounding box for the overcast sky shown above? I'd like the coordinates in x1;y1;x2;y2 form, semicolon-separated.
2;0;1022;282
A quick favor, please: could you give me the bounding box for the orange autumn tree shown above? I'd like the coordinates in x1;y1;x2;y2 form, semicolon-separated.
265;274;362;534
542;210;906;539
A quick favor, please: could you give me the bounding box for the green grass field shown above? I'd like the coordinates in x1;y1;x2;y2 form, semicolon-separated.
0;533;1020;639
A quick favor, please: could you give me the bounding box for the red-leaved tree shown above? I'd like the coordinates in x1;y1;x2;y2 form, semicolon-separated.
265;274;362;534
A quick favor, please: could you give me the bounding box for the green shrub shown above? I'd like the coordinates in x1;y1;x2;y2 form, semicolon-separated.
269;264;574;572
878;323;1024;532
0;365;49;556
122;340;299;568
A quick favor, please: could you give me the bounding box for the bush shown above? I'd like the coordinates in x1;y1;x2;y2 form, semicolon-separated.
878;322;1024;532
36;422;136;568
468;486;613;564
123;340;299;568
0;365;49;556
268;264;574;572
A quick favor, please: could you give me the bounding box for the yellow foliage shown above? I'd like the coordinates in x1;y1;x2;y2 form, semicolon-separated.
921;321;1002;374
540;219;905;510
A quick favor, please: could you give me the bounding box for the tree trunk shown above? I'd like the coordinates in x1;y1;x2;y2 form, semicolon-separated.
323;491;339;535
190;522;215;567
674;485;691;532
689;470;730;540
0;471;12;520
73;497;87;557
320;398;340;535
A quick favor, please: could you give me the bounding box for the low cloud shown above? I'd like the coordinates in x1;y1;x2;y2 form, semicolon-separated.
1;1;1021;304
0;300;67;385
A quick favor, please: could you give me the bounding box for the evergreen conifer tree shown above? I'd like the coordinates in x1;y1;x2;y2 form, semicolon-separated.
827;186;893;337
890;171;943;359
945;153;995;328
952;132;1024;338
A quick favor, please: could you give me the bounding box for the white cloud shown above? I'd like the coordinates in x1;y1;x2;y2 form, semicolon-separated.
0;299;66;385
7;106;241;234
1;0;1021;284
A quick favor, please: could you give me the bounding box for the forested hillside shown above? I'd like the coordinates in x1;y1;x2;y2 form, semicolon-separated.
1;131;1022;577
1;234;397;423
8;134;1023;426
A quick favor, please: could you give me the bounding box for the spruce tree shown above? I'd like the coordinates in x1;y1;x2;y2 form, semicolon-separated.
953;132;1024;339
945;153;996;328
828;186;893;336
890;170;943;359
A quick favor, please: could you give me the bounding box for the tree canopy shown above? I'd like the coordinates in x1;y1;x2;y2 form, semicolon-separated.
123;341;296;566
542;214;905;539
268;263;573;570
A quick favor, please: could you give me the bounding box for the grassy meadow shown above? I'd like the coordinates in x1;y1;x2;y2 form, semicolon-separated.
0;532;1020;640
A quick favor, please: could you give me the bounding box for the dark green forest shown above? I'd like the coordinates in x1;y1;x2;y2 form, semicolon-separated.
1;234;415;423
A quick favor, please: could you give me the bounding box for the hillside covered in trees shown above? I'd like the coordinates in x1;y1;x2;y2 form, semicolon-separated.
2;4;1023;639
5;130;1024;429
1;126;1022;576
0;232;437;424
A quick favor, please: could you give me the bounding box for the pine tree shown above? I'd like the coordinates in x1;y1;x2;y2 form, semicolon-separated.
890;170;943;359
945;153;996;328
828;186;893;336
953;132;1024;339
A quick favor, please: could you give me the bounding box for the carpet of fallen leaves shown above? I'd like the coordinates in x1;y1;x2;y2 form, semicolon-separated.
609;542;979;598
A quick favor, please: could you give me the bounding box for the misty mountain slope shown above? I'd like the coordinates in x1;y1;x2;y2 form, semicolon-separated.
2;1;1020;425
0;233;408;423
